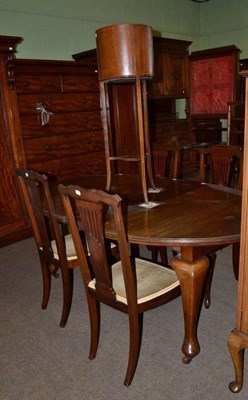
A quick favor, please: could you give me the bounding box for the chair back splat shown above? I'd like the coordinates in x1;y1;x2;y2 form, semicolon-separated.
199;145;243;189
59;184;181;386
16;169;78;328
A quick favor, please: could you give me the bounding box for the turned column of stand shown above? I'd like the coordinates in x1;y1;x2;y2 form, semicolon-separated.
228;70;248;394
95;24;157;206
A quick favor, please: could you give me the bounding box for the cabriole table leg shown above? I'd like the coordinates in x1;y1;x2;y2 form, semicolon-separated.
171;255;209;363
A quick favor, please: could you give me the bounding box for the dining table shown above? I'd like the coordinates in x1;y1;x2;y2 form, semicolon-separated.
49;173;241;364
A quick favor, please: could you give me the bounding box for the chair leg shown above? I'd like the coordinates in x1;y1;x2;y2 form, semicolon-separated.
204;252;217;309
159;247;168;265
40;256;51;310
131;243;140;258
232;242;240;281
147;246;168;266
124;313;143;386
59;266;74;328
151;247;159;262
87;295;100;360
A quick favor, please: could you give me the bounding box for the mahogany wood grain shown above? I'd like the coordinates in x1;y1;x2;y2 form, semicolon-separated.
96;24;154;81
28;152;106;180
0;36;32;246
18;92;100;114
23;131;104;163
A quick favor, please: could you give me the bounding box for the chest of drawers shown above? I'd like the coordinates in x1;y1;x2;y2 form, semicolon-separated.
14;59;106;179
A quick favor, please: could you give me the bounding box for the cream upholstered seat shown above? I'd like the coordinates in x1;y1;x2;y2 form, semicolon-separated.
89;258;179;305
52;234;117;261
52;234;78;261
59;184;181;386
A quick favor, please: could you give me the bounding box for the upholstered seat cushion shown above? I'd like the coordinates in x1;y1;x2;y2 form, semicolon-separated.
88;258;179;304
52;234;78;261
52;235;117;261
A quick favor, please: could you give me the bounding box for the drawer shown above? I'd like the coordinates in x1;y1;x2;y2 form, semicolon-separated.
62;75;99;92
15;75;62;93
27;151;106;180
21;111;103;136
17;92;100;114
23;131;104;162
24;136;58;162
56;152;106;179
54;131;104;157
25;158;60;179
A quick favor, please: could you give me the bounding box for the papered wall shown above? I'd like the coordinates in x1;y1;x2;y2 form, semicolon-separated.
0;0;248;60
199;0;248;58
0;0;199;60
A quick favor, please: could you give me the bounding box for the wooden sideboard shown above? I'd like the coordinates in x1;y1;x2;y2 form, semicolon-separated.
0;35;106;246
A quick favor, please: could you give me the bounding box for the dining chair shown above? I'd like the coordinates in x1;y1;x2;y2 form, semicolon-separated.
16;168;80;328
16;168;118;327
149;145;181;266
152;144;181;180
58;184;181;386
199;144;243;188
198;145;243;307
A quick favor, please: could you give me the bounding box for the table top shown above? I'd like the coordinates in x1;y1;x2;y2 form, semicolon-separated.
54;174;241;249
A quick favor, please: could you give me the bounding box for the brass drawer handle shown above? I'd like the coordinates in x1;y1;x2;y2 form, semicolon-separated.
36;102;54;126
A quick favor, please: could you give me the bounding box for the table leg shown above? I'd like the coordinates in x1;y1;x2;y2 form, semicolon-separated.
171;255;209;363
232;242;240;280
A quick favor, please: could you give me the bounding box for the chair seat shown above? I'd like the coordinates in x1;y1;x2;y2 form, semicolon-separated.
89;258;179;304
52;234;117;261
52;234;78;261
